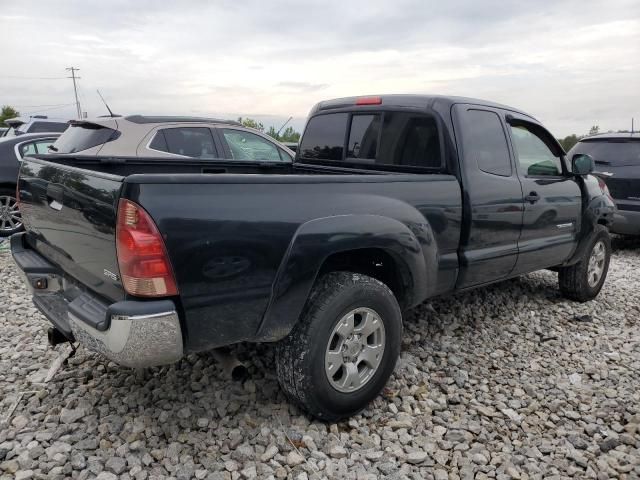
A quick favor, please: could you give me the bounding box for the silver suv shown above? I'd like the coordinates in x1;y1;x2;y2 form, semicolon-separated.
2;116;69;137
49;115;294;162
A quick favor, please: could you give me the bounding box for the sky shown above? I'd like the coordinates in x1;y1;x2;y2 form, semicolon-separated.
0;0;638;137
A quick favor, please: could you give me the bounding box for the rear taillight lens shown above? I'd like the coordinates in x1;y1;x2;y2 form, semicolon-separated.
116;199;178;297
596;176;614;202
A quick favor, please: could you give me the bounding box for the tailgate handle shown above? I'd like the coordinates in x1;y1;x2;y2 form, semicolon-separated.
46;183;64;210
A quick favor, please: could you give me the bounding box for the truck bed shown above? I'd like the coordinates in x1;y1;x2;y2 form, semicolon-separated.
17;155;462;352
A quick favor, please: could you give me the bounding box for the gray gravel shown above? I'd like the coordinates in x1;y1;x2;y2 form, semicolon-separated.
1;236;639;480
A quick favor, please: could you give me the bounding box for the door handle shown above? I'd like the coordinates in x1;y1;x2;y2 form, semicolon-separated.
525;192;540;204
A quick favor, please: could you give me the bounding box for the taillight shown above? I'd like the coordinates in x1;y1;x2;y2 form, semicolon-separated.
116;199;178;297
596;176;614;202
356;96;382;106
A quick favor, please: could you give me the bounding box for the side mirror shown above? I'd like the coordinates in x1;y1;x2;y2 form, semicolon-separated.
571;153;594;175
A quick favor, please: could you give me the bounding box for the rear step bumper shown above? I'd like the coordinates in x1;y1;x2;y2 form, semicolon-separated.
10;233;183;368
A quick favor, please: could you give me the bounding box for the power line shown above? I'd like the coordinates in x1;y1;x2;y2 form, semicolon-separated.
22;103;77;116
0;75;67;80
12;103;75;108
66;67;82;119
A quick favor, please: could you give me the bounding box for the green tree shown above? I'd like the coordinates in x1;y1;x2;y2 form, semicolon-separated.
557;134;581;152
265;125;301;143
0;105;20;127
279;126;301;143
237;117;264;132
266;126;279;138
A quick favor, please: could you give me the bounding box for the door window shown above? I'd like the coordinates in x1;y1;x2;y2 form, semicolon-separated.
149;127;218;158
459;109;512;176
221;129;284;161
510;125;563;176
18;139;55;158
19;142;38;157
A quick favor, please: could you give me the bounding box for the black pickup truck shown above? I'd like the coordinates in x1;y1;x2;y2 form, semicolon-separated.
12;95;615;420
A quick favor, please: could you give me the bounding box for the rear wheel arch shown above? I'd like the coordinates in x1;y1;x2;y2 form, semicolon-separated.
317;248;412;310
256;214;434;342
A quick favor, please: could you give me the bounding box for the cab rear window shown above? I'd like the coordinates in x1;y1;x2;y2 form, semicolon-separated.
51;123;119;154
299;111;442;170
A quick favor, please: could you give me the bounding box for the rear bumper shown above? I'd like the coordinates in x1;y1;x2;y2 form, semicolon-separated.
611;209;640;236
10;233;183;368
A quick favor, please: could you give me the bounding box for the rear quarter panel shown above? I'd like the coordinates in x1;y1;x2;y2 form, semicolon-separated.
126;175;462;351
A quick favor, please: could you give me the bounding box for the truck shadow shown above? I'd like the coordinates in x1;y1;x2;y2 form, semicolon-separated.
611;234;640;252
46;271;566;422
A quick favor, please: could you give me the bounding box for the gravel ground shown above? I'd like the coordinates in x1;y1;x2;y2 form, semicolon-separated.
0;237;639;480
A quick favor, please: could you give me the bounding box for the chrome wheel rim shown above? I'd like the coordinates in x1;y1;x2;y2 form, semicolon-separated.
587;240;606;288
0;195;21;233
325;307;386;393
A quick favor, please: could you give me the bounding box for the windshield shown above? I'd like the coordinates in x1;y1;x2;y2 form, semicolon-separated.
569;139;640;166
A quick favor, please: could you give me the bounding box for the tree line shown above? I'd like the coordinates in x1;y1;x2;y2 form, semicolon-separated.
237;117;300;143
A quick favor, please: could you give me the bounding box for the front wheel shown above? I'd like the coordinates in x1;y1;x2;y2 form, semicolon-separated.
558;226;611;302
276;272;402;421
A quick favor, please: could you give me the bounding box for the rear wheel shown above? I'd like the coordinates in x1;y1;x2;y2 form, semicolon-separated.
558;226;611;302
276;271;402;421
0;187;22;237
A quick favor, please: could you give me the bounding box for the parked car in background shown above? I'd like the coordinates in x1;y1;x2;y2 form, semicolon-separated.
48;115;295;161
1;116;69;137
13;95;614;420
0;133;60;236
568;133;640;236
0;127;7;136
282;141;298;152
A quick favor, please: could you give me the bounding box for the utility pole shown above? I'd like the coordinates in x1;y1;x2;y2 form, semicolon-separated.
66;67;82;119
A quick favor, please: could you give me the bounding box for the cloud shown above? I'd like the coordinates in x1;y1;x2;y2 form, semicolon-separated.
0;0;638;136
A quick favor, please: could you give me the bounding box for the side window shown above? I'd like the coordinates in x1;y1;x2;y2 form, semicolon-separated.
509;125;563;176
299;113;348;160
34;140;55;154
221;129;282;161
279;148;293;162
149;130;169;152
19;142;38;158
459;109;512;176
150;127;217;158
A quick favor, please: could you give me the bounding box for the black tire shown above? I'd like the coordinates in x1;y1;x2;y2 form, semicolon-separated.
276;271;402;421
558;226;611;302
0;187;23;237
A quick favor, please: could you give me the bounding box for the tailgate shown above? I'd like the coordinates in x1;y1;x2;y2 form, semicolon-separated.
18;156;125;302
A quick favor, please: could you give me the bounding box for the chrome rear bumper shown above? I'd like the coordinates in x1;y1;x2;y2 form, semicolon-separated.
11;232;183;368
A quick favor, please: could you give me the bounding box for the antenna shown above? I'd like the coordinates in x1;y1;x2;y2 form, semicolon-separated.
276;116;293;137
632;117;635;134
96;89;115;117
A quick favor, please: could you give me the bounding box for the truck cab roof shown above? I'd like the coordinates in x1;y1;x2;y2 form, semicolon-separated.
312;94;536;121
